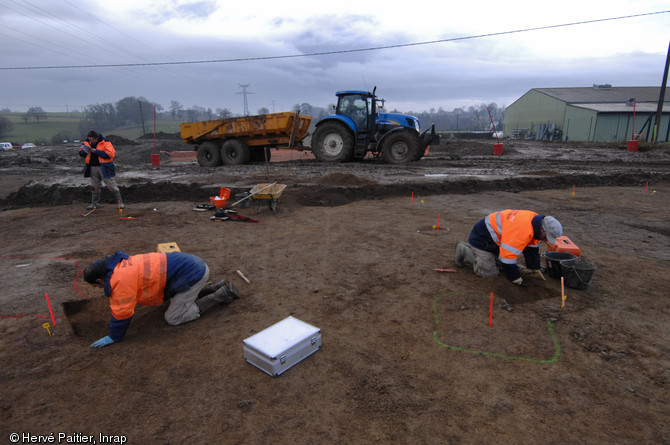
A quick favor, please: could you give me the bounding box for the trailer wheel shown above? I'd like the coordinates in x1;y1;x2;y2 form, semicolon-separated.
197;141;222;167
381;132;419;164
312;122;354;162
221;139;250;165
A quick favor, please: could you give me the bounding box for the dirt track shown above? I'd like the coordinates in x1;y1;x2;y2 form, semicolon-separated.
1;138;669;444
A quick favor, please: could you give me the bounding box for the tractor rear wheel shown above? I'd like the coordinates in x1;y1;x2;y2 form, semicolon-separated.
197;141;222;167
381;132;419;164
311;122;354;162
221;139;250;165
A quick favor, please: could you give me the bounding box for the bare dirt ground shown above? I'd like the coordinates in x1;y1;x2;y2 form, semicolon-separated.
1;136;669;444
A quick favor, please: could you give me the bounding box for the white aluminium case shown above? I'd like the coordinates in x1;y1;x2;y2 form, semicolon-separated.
243;316;321;377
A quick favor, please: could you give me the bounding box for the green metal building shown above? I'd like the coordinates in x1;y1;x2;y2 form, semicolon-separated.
504;86;669;142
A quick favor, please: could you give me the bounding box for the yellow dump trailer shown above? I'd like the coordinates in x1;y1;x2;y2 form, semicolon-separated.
180;111;313;166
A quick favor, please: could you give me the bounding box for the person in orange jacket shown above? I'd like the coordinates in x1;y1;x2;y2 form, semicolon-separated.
83;251;240;348
454;209;563;285
78;130;124;210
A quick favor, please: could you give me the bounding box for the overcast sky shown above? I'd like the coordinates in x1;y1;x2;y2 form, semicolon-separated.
1;0;668;115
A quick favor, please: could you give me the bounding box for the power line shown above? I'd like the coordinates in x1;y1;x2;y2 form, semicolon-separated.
1;10;668;70
0;0;199;89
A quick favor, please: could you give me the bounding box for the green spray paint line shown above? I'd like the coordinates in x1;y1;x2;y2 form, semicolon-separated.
432;293;561;364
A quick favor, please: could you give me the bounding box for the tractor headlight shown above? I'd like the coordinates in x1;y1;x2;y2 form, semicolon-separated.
406;118;420;131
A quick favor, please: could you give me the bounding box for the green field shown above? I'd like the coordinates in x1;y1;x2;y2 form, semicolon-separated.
0;112;182;145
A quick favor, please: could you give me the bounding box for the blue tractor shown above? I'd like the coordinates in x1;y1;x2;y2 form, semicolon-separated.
311;87;439;164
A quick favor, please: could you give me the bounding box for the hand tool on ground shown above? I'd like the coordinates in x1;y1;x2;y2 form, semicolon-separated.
236;270;251;284
80;207;96;217
192;203;215;211
421;265;457;273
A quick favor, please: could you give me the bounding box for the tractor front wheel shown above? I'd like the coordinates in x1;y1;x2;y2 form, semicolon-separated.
381;132;419;164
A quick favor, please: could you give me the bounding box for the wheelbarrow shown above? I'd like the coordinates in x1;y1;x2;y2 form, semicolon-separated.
250;183;286;214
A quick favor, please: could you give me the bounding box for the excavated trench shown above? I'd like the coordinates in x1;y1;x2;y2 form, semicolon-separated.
1;138;669;210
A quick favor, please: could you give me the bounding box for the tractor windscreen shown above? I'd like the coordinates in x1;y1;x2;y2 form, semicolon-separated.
336;94;369;131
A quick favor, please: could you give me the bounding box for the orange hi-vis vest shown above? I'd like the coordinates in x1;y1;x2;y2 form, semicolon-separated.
109;253;167;320
484;209;540;265
83;139;115;164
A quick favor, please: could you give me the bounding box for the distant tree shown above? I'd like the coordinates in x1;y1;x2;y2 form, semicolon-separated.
0;107;11;113
0;116;13;138
170;101;183;120
185;109;197;121
257;107;269;115
26;107;47;122
116;96;155;126
83;103;116;132
298;103;313;116
216;108;232;119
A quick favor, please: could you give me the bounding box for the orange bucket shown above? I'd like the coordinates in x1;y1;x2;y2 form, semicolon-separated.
210;187;231;208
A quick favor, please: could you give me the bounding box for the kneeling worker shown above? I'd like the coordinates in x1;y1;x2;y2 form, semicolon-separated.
455;209;562;285
84;251;240;348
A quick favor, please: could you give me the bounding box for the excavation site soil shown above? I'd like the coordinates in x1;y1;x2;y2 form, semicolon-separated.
1;136;669;444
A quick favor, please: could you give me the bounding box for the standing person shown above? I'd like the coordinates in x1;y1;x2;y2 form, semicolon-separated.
83;251;241;348
454;209;563;285
79;130;124;210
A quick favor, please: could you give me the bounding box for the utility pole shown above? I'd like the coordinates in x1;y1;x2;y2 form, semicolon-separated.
237;84;254;116
138;101;146;135
652;40;669;144
270;100;276;113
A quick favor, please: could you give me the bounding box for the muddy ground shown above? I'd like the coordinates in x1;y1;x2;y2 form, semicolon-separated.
1;137;669;444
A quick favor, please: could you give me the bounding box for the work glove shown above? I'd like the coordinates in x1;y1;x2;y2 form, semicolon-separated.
512;277;523;286
91;335;115;348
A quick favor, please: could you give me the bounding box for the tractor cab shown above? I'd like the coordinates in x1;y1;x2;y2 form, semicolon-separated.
335;90;373;133
334;89;383;156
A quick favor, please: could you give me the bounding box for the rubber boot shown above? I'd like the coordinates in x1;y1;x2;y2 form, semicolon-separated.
222;280;241;299
87;193;100;210
195;287;233;314
114;191;125;209
197;285;217;299
196;278;231;299
454;241;476;267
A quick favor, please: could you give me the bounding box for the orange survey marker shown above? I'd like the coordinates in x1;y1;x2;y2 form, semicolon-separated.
547;236;581;256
